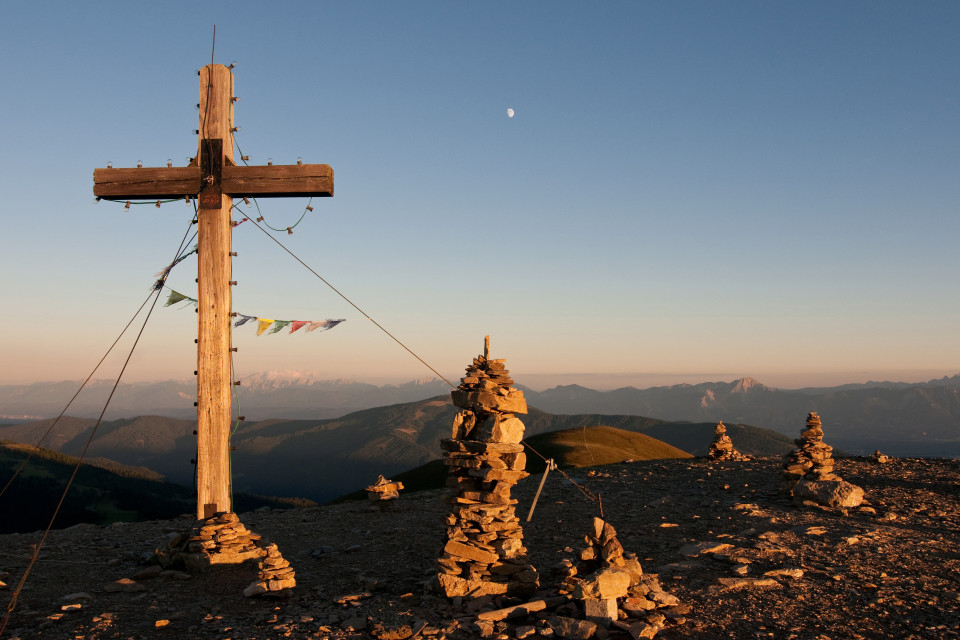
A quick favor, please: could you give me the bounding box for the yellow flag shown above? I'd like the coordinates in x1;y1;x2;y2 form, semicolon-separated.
256;318;274;336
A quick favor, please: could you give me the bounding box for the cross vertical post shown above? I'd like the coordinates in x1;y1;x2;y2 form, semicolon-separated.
196;64;235;520
93;62;333;525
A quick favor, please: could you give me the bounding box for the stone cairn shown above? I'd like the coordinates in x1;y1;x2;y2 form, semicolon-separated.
780;412;865;509
179;511;296;598
553;517;686;637
436;338;539;599
183;512;264;566
706;420;749;461
870;450;891;465
365;475;404;509
243;542;297;597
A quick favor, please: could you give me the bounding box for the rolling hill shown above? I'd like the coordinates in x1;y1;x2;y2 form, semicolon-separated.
332;424;695;503
0;441;312;534
0;397;793;504
522;425;693;470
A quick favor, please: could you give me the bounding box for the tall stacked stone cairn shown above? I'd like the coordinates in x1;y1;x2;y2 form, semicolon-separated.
552;517;686;637
436;340;539;599
780;412;865;509
365;474;404;509
706;420;749;461
178;511;296;598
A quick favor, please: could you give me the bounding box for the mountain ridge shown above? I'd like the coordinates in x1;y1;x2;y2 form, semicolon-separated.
0;397;794;504
2;374;958;456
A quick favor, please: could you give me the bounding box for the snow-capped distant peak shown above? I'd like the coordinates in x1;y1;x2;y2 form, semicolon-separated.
731;377;763;393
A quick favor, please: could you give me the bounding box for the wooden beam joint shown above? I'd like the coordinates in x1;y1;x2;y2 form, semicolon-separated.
199;139;224;209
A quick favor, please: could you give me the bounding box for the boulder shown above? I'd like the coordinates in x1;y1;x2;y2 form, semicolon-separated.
793;479;865;508
573;567;632;600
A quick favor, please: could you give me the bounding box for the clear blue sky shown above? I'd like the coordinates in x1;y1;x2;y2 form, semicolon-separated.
1;1;957;389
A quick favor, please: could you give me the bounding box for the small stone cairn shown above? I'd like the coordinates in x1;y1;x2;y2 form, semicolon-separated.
243;542;297;597
706;420;749;461
365;475;404;509
870;450;891;465
436;337;539;599
554;517;686;637
780;412;865;509
179;511;296;598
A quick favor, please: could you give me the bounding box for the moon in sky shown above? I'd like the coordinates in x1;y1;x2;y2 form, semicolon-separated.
506;108;515;118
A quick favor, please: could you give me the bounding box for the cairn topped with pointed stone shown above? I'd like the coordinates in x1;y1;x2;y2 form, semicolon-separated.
781;412;865;510
436;337;538;599
707;420;749;461
365;475;404;509
780;412;836;489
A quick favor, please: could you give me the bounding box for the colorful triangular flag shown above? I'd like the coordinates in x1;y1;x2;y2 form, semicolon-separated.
289;320;310;334
256;318;275;335
305;319;346;332
269;320;291;334
164;290;197;307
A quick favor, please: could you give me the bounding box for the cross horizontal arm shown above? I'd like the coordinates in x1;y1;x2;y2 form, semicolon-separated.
92;164;334;201
93;167;203;200
222;164;333;198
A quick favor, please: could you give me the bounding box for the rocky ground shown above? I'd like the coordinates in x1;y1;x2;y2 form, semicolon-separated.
1;456;959;640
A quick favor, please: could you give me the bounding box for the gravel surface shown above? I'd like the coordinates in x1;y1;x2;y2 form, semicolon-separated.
2;456;958;639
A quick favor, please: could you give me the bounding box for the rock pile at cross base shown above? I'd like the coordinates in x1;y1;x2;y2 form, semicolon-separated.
168;511;297;598
2;457;960;638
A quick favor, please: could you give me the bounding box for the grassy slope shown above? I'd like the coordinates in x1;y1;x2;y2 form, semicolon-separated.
330;424;692;503
523;425;692;472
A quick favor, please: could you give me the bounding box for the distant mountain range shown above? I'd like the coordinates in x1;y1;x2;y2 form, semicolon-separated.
4;372;956;533
523;376;960;455
2;374;957;456
0;375;452;421
0;397;794;505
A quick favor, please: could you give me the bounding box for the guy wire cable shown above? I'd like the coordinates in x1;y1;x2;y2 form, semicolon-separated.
233;207;458;389
1;216;198;635
1;281;166;634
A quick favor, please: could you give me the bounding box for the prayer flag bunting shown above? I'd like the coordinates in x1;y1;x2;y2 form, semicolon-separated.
162;287;345;337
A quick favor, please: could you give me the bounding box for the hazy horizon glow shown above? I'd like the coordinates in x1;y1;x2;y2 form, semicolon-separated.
1;2;957;390
6;368;957;396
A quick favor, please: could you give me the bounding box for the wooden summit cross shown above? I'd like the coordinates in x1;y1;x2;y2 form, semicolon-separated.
93;64;333;520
